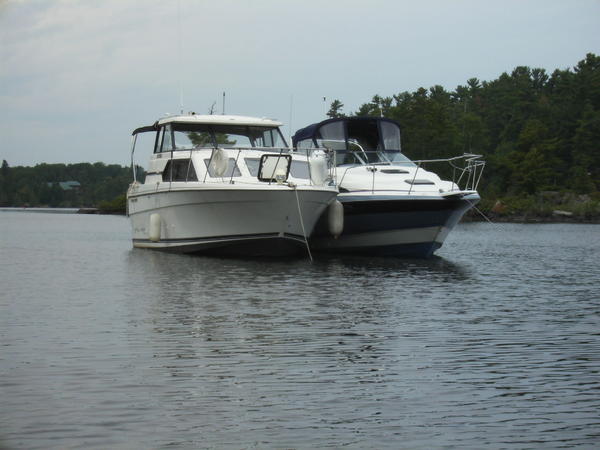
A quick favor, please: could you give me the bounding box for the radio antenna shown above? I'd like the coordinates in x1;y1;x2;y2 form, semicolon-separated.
222;92;226;115
288;94;294;146
177;0;183;114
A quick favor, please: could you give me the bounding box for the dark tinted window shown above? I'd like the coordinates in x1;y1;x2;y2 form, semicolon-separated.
162;159;198;181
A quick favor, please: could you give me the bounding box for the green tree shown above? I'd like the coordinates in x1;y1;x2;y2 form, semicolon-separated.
572;105;600;191
327;99;345;118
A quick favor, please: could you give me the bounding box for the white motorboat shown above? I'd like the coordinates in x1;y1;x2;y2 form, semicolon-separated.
293;117;485;257
127;114;338;256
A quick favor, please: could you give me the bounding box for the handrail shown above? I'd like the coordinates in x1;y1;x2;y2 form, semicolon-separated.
130;134;138;182
319;148;485;193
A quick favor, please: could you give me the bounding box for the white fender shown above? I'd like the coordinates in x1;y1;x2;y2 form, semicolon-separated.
210;148;228;177
309;150;327;185
328;200;344;239
149;213;161;242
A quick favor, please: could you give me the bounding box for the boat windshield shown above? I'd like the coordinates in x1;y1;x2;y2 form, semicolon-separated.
300;117;414;166
161;124;288;151
318;139;415;167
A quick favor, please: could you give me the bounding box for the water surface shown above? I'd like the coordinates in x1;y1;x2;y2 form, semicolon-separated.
1;211;599;448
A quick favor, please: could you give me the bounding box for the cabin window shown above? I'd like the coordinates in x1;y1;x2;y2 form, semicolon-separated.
296;138;316;149
162;159;198;181
172;124;213;149
161;125;174;152
210;125;253;148
204;158;242;178
245;157;307;179
255;129;286;148
155;127;164;153
244;158;260;176
318;121;345;143
290;161;310;179
380;121;401;150
336;150;363;166
174;130;205;150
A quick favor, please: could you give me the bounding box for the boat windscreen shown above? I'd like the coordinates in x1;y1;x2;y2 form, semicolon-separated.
380;121;401;150
318;121;345;143
169;124;287;149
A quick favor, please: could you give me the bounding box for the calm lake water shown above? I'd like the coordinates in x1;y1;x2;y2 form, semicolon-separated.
1;210;599;449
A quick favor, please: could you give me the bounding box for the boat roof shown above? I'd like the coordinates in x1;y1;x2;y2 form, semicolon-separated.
132;114;283;135
292;116;400;146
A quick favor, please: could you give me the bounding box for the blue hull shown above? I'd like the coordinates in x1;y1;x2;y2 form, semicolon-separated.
310;194;478;257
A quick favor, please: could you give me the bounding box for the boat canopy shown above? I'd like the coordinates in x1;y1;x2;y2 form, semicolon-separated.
292;117;402;152
132;115;283;136
132;123;158;136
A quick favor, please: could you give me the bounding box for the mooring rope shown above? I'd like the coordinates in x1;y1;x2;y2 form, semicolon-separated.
467;199;498;227
294;186;313;263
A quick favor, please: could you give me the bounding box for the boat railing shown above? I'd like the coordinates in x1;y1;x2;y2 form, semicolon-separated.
409;153;486;194
143;146;336;188
314;144;484;194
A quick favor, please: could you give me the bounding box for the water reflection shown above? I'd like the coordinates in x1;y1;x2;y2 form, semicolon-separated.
123;245;600;445
125;250;444;390
4;217;600;448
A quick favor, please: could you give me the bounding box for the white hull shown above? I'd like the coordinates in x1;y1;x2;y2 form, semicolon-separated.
128;186;335;255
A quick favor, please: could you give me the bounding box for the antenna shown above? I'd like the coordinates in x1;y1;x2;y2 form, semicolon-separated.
288;94;294;146
222;92;226;115
177;0;183;114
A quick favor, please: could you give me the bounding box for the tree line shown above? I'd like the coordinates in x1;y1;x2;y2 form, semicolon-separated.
328;53;600;201
0;160;142;209
2;54;598;215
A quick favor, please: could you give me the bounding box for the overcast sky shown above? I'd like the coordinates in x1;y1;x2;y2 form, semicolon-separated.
1;0;599;167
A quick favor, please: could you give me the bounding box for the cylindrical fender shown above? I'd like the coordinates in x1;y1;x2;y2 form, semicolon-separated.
149;213;161;242
327;200;344;239
309;150;328;185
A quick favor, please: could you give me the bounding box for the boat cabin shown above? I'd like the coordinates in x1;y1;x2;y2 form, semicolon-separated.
133;114;289;153
130;115;321;185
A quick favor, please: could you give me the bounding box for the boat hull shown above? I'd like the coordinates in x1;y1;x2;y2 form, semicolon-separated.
310;193;479;257
128;187;335;256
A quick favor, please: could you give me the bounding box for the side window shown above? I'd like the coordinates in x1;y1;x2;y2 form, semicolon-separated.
380;121;401;150
161;125;173;152
244;158;260;176
297;138;315;149
155;128;164;153
162;159;198;181
290;160;309;179
261;130;273;147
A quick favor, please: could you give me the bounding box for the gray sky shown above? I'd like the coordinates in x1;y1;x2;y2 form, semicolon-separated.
1;0;599;167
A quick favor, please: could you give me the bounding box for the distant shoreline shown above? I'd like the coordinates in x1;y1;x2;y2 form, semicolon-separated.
463;213;600;225
0;207;125;215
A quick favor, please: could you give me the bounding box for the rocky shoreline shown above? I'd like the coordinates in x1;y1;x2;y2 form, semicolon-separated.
464;191;600;224
463;211;600;224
